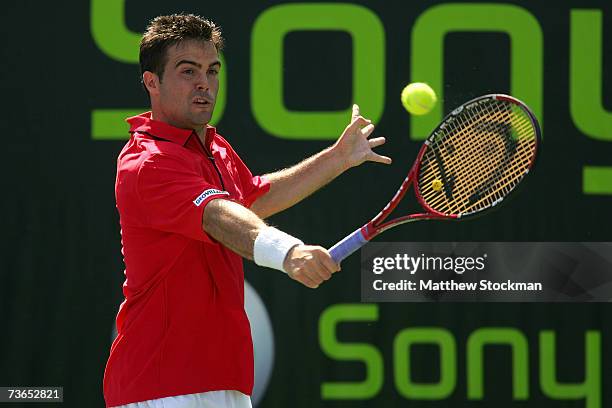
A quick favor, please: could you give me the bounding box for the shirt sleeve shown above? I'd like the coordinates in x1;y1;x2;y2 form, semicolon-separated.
137;153;229;242
228;147;270;208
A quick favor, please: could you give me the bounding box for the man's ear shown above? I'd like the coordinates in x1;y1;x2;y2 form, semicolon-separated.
143;71;160;96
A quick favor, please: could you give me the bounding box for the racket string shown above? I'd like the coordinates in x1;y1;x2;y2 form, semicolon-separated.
459;106;533;212
422;104;508;210
420;111;483;209
464;102;521;209
459;106;534;212
418;99;536;215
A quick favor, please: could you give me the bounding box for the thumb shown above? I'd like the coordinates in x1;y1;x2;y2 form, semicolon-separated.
352;103;360;120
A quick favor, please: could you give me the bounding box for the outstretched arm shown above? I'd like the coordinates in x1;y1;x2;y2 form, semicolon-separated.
250;104;392;219
203;198;339;288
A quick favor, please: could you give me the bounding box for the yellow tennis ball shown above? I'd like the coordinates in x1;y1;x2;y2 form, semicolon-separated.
401;82;437;115
431;179;443;191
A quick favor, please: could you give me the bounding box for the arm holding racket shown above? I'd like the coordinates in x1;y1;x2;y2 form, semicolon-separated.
203;198;339;288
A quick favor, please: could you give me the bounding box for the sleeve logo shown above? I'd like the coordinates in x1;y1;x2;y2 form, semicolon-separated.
193;189;229;206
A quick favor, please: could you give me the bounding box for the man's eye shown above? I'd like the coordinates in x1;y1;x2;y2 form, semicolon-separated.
183;69;194;75
208;69;219;76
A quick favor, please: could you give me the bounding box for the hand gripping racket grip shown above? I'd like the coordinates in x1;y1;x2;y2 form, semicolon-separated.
329;228;368;264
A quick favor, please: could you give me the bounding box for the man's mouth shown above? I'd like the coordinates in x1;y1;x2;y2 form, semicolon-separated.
193;97;212;106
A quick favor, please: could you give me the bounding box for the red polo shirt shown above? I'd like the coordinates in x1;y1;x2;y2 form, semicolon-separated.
104;112;269;407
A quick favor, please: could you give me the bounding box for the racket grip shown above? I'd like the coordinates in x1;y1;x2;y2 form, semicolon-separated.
329;228;368;264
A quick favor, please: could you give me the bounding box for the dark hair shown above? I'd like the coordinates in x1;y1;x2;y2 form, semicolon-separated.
139;14;224;88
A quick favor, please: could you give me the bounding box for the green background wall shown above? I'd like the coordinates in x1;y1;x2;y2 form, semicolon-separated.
1;0;611;406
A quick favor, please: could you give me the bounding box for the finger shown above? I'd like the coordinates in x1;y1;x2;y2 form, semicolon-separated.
305;258;331;285
306;264;326;283
368;136;386;148
347;116;370;132
299;273;319;289
305;271;323;287
298;262;324;285
368;153;392;165
360;123;375;138
314;258;333;281
318;251;340;273
289;268;316;287
352;103;360;120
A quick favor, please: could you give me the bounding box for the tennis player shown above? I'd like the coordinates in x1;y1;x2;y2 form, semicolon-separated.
103;13;391;408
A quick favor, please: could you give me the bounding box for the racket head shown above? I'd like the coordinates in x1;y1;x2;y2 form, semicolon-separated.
414;94;540;219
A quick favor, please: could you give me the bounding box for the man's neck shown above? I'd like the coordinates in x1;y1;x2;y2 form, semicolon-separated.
195;128;207;147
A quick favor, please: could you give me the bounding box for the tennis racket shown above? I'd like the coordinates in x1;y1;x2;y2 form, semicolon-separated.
329;94;541;264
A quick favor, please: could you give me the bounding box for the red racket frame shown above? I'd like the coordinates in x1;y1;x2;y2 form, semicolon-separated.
359;94;540;241
328;94;540;264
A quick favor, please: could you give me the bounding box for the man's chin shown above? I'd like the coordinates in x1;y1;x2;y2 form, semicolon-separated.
189;112;213;127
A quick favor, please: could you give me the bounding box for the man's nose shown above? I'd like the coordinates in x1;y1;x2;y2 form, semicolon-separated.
196;74;209;91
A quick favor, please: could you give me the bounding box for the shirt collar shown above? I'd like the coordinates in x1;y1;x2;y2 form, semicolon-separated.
127;112;217;149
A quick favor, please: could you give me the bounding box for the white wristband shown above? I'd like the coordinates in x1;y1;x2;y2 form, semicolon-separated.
253;227;303;273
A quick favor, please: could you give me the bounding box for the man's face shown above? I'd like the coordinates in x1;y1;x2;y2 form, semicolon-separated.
146;39;220;130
